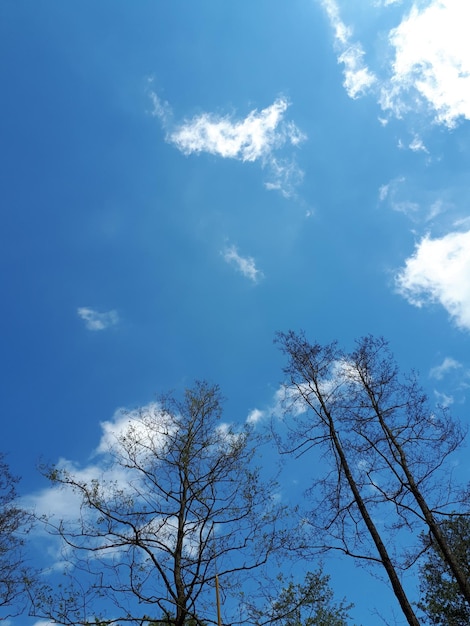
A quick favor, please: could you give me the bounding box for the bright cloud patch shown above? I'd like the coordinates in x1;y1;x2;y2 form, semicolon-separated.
169;98;302;161
222;245;263;283
150;91;306;197
77;307;118;331
381;0;470;127
246;408;265;425
320;0;376;99
396;230;470;330
97;403;176;455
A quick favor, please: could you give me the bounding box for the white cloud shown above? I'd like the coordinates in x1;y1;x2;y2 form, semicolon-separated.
381;0;470;127
396;230;470;330
222;245;264;283
149;90;306;197
97;402;176;455
430;357;462;380
320;0;376;99
246;408;265;425
169;98;295;161
409;135;428;153
339;44;377;99
77;307;118;331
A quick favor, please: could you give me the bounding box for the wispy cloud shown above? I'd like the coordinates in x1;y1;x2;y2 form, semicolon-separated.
408;135;428;154
380;0;470;127
433;390;454;408
149;90;306;197
378;176;418;216
222;245;264;283
378;183;389;202
396;230;470;331
77;307;119;331
430;357;462;381
320;0;376;99
373;0;402;5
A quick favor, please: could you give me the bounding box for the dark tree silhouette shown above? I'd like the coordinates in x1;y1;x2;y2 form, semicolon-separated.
275;332;469;626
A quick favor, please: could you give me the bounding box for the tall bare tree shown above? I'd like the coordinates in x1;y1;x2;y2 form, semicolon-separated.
32;382;286;626
275;332;469;626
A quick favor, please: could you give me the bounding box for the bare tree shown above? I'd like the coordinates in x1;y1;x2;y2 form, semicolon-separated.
275;332;469;626
0;453;31;619
32;381;287;626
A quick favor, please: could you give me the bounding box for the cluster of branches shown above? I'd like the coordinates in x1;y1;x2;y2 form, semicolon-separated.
29;382;295;626
3;334;470;626
0;453;33;620
275;331;470;626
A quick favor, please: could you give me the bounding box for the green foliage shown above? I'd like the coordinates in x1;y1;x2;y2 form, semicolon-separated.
418;515;470;626
249;569;353;626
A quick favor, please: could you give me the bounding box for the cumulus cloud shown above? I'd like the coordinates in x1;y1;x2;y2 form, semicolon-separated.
246;408;265;425
149;90;306;197
319;1;470;129
396;230;470;330
77;307;118;331
97;403;176;455
320;0;376;99
222;245;264;283
381;0;470;127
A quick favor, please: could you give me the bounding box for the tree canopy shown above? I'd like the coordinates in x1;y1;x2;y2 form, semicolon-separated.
418;515;470;625
32;382;289;626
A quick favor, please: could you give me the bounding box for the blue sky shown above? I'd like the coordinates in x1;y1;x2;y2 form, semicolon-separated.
1;1;470;624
